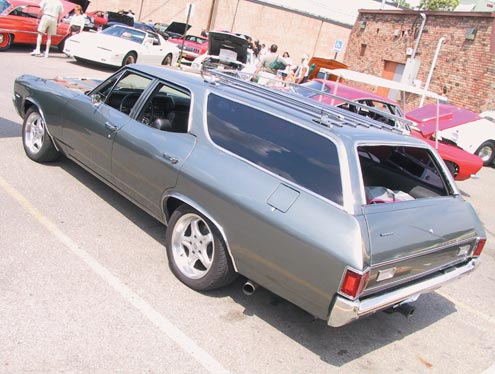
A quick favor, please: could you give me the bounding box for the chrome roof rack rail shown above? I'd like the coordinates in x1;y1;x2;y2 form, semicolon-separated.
201;68;408;134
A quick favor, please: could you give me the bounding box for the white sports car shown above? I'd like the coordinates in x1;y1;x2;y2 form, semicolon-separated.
64;24;179;67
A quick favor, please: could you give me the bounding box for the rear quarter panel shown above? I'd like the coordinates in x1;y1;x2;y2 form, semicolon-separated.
173;139;368;320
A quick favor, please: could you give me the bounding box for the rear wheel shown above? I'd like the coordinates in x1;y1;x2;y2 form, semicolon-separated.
122;52;137;66
165;205;237;291
22;107;60;162
0;33;13;51
475;141;495;166
161;53;172;66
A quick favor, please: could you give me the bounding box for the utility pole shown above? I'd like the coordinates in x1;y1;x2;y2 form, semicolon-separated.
206;0;219;31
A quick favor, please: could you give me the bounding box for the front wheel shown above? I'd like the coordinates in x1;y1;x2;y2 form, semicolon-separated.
475;141;495;166
57;36;69;52
122;52;137;66
22;107;60;162
444;160;459;178
161;53;172;66
165;205;237;291
0;32;13;51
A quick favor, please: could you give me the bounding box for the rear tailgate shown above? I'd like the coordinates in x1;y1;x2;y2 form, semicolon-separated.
362;197;481;295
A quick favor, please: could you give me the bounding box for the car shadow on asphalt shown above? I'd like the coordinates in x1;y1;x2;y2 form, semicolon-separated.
39;151;458;369
0;118;22;139
211;279;457;367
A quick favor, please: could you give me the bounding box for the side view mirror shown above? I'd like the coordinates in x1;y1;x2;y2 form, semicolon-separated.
91;93;102;106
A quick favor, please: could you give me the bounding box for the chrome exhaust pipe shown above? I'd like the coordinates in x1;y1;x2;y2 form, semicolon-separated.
242;280;258;296
384;303;416;318
397;303;415;318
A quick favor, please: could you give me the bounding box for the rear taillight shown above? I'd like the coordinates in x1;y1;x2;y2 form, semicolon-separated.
340;268;370;299
473;238;486;257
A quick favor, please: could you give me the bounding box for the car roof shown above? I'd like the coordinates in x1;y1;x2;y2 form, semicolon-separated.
126;64;429;148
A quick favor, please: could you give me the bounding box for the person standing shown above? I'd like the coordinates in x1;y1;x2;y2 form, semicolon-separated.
68;5;85;35
294;54;310;84
30;0;64;57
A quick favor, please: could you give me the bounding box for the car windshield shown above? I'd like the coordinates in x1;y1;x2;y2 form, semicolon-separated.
0;0;10;13
101;25;146;44
185;35;207;43
293;80;330;98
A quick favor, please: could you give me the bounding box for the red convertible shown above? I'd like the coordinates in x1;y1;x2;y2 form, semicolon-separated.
294;78;483;181
0;0;75;51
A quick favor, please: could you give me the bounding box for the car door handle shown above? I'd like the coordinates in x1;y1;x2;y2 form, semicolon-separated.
162;153;179;164
105;122;118;132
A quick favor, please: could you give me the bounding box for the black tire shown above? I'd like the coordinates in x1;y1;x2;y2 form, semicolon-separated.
444;160;459;178
22;107;60;162
475;140;495;166
122;52;137;66
165;205;237;291
0;32;13;51
57;36;68;52
161;53;172;66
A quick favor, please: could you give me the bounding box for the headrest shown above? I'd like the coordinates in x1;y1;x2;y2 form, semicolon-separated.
151;118;172;131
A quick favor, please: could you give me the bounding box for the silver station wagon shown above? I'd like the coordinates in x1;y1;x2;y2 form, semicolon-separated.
13;65;486;327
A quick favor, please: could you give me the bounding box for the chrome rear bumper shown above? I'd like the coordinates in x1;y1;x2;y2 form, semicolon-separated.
328;259;478;327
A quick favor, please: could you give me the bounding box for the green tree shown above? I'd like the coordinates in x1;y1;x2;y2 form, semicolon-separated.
419;0;460;10
394;0;412;8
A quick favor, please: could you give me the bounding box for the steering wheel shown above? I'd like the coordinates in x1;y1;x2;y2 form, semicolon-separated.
119;93;140;114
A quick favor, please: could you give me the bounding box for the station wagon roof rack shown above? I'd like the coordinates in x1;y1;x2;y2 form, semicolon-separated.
201;68;409;134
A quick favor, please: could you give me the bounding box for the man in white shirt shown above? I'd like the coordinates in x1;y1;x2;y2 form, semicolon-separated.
30;0;64;57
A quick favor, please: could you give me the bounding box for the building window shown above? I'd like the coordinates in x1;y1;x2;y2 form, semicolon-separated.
360;44;367;57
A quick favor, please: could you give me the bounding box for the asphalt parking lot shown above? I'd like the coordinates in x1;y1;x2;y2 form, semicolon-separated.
1;46;494;374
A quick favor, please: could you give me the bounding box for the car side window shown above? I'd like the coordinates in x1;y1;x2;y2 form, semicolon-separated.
207;94;343;205
136;82;191;133
100;72;153;115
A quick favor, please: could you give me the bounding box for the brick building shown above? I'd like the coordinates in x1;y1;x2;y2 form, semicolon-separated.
343;9;495;113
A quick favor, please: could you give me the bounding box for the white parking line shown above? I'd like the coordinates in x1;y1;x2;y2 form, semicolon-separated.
0;176;230;374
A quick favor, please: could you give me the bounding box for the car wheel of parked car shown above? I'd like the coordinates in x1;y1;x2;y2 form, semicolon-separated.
0;33;13;51
475;141;495;166
57;36;69;53
444;160;459;178
22;107;60;162
166;205;237;291
122;52;137;66
161;53;173;66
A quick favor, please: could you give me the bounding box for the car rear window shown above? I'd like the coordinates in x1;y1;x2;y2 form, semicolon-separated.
358;145;452;204
207;94;343;205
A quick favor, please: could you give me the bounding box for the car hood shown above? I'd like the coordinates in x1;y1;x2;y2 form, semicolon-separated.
165;21;191;37
207;31;249;64
69;32;139;48
52;77;102;92
406;103;481;136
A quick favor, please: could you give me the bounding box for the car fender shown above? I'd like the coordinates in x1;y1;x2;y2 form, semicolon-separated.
162;191;239;272
439;118;495;154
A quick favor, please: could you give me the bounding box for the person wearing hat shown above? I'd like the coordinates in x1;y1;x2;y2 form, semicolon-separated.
294;54;310;84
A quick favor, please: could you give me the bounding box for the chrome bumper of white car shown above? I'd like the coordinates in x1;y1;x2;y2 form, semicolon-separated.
328;258;478;327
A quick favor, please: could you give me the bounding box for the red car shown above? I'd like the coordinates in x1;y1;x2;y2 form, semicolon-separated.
168;34;208;61
295;79;483;181
0;0;75;51
86;10;107;29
